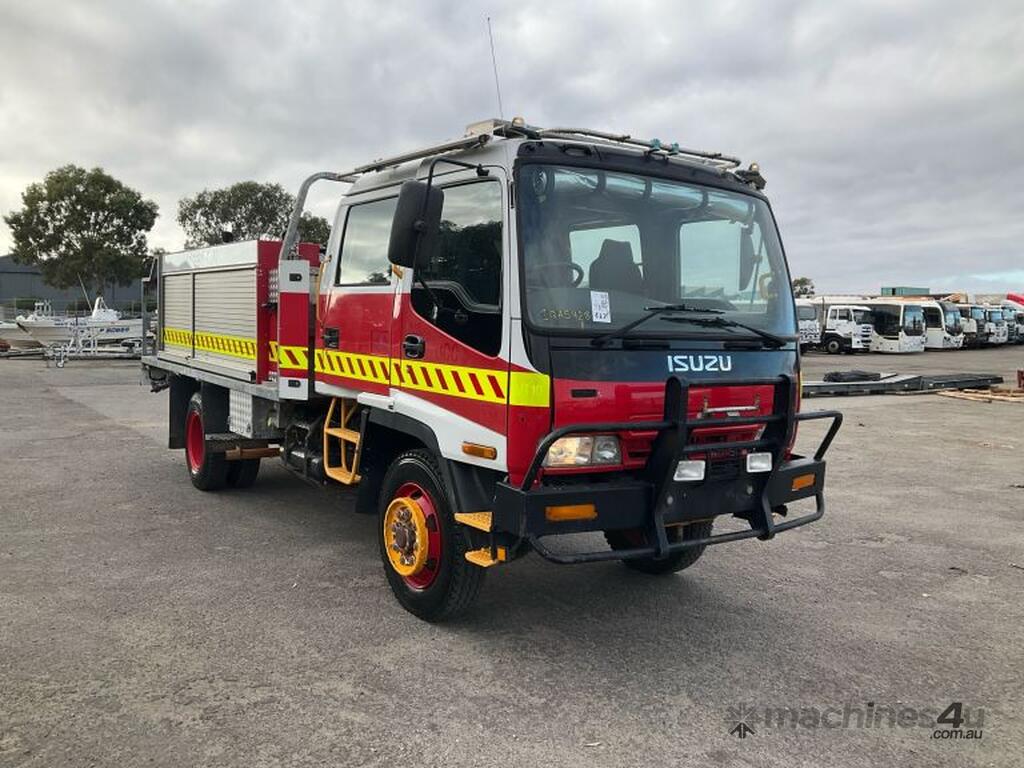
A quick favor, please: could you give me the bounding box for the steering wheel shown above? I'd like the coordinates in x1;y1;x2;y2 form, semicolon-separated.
528;262;585;287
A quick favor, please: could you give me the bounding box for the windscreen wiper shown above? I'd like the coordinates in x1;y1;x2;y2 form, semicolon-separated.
590;303;723;347
662;315;788;348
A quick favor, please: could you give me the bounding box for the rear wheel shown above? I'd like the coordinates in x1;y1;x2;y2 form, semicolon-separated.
378;449;485;621
605;520;713;575
185;392;228;491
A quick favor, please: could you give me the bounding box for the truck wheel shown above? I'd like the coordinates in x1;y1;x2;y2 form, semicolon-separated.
185;392;228;491
605;520;713;575
378;449;486;621
824;337;842;355
226;459;260;489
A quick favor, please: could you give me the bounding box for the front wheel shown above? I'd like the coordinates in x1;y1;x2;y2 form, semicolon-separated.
824;336;843;355
378;449;486;621
605;520;713;575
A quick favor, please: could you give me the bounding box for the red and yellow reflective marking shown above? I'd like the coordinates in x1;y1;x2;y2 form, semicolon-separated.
164;327;549;407
317;350;549;408
163;327;192;349
393;358;507;404
163;327;256;361
272;341;309;371
315;349;391;384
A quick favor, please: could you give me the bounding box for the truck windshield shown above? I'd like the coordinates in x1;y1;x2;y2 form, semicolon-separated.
516;164;795;338
988;310;1004;322
852;309;872;324
971;307;986;321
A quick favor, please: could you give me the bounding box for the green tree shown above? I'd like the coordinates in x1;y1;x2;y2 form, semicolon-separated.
177;181;330;248
3;165;158;294
792;276;815;297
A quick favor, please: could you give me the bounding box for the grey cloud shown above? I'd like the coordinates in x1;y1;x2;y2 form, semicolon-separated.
1;0;1022;293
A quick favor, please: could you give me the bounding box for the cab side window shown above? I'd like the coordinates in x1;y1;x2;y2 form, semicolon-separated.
412;181;503;356
335;197;398;286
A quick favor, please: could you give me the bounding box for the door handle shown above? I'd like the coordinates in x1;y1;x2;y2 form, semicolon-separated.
323;326;339;349
403;334;425;359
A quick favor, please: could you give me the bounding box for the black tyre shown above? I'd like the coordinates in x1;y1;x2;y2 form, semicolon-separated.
184;392;228;491
824;336;842;355
226;458;260;489
605;520;713;575
378;449;486;621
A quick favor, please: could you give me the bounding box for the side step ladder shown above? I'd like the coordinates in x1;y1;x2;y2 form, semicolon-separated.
323;398;364;485
454;511;507;567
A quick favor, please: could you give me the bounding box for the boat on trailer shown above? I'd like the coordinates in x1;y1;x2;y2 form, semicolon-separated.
17;297;143;347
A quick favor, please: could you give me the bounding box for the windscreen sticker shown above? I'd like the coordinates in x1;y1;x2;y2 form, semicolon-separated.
590;291;611;323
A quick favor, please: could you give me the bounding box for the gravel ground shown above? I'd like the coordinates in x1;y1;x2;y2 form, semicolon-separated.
1;353;1022;767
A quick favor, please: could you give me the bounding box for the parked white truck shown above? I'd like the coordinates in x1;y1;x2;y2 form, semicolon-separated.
956;304;989;347
807;297;874;354
1002;301;1024;343
795;299;821;352
983;306;1009;345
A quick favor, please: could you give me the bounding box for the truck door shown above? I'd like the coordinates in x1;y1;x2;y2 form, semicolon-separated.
317;195;399;397
826;307;839;331
391;173;509;467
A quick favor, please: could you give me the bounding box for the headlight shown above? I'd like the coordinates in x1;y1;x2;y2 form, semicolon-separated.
544;435;621;467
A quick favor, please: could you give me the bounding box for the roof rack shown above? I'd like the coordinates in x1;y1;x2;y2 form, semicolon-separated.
279;118;744;262
467;118;742;169
536;126;741;169
350;133;492;176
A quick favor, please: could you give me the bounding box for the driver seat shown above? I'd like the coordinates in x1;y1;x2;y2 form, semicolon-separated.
589;240;643;294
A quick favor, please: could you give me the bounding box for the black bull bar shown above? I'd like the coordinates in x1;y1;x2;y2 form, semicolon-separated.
491;378;843;564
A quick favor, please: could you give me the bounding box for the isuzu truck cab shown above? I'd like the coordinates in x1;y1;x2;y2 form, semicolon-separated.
142;119;842;620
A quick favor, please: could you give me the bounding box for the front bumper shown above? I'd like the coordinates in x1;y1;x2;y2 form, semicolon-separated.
492;383;843;564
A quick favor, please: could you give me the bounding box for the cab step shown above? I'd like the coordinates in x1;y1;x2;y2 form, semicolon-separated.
464;546;507;567
454;511;492;532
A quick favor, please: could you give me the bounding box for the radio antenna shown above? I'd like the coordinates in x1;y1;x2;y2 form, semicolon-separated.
486;16;505;121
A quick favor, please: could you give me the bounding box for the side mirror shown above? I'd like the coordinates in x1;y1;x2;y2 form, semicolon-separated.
388;180;444;268
738;227;757;290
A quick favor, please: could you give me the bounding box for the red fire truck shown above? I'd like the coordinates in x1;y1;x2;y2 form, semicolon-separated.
142;119;842;620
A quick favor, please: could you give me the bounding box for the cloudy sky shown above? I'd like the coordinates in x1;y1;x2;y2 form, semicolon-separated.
1;0;1022;293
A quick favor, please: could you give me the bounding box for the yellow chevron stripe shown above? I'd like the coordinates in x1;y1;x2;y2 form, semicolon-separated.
164;326;549;407
162;326;257;361
315;350;549;407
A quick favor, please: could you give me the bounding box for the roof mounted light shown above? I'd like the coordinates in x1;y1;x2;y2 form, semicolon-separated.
735;161;766;191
